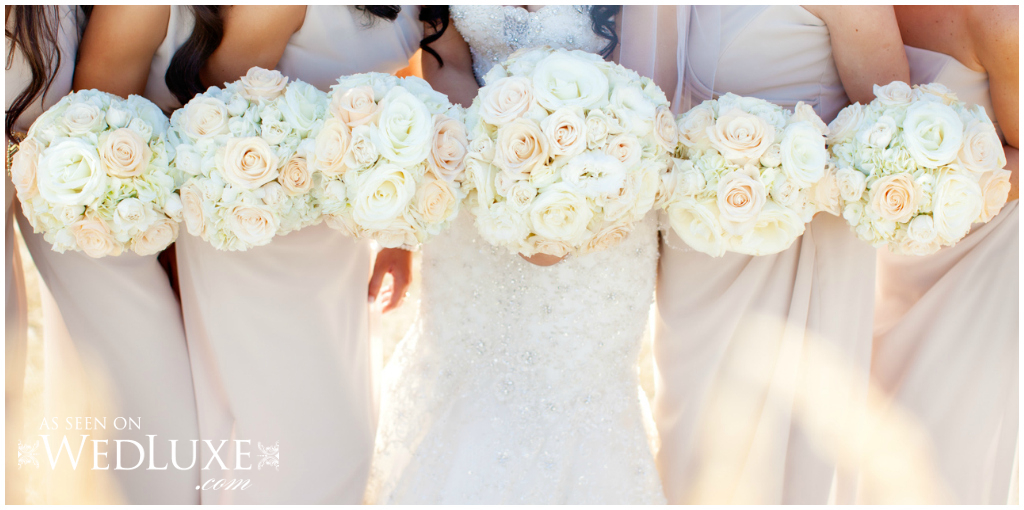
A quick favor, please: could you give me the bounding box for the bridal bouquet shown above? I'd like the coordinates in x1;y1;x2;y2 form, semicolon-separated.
462;46;674;257
826;81;1009;255
314;73;467;249
170;67;325;251
9;90;182;257
661;94;829;257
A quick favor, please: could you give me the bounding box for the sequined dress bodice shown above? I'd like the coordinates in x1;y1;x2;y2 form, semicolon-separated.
366;6;664;503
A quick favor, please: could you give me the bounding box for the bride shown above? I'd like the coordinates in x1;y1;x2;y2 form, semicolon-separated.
365;5;669;504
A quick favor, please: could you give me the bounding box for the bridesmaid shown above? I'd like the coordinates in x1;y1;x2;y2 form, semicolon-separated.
15;5;205;503
871;5;1018;504
653;6;908;504
5;7;81;503
175;5;421;503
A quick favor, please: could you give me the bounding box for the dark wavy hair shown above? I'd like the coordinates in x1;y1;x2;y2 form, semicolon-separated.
5;6;66;140
165;6;401;106
420;6;620;67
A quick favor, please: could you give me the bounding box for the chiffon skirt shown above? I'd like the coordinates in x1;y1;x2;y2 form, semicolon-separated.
16;212;200;504
653;213;875;504
6;184;28;504
176;223;376;504
872;201;1019;504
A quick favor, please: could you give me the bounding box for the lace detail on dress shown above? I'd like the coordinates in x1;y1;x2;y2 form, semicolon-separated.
450;5;608;85
366;214;664;504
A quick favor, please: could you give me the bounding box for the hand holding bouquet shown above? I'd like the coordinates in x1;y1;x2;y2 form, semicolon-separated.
10;90;181;257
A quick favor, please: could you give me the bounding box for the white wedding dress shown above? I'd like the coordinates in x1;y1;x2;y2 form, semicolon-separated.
365;5;665;504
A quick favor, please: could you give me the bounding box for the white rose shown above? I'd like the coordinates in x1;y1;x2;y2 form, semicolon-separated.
541;107;587;159
105;106;131;129
529;184;593;243
414;170;458;225
809;166;840;215
735;201;805;255
717;168;767;235
478;201;530;246
260;181;286;206
36;138;109;206
372;217;419;249
342;124;379;170
835;167;867;202
957;120;1006;174
780;121;827;187
902;101;965;168
581;221;633;254
330;85;380;127
314;119;352;176
99;128;152;178
525;235;572;258
914;83;958;105
759;143;782;168
279;81;326;135
322;180;348;206
240;67;288;100
351;164;416;230
478;76;535;126
666;197;727;257
62;102;105;136
531;52;610;110
827;103;864;145
931;172;982;243
179;181;206;237
131;217;178;256
113;198;152;233
709;108;775;164
560;152;627;197
868;173;918;223
677;103;715;152
873;81;914;107
905;214;939;243
181;97;231;140
371;87;433;166
429;115;469;180
71;218;122;257
494;118;549;179
278;155;312;195
791;102;829;137
772;173;802;208
673;159;706;197
173;144;203;176
220;136;280;189
469;135;496;161
260;120;291;146
977;169;1011;223
10;138;40;197
163;193;183;222
653;105;678;152
857;115;898;149
506;180;538;212
603;133;642;170
226;204;280;246
585;109;613;149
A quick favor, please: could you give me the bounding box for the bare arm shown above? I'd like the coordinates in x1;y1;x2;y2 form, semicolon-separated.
72;5;169;96
807;5;910;105
971;5;1019;200
420;18;479;107
200;5;305;87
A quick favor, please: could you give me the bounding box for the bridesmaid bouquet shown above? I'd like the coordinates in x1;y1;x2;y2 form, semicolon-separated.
826;81;1009;255
314;73;467;249
463;46;674;257
170;67;325;251
662;94;829;257
9;90;182;257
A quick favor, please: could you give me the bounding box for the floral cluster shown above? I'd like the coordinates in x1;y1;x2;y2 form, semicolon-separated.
10;90;182;257
826;81;1009;255
462;46;674;257
662;94;829;257
313;73;467;249
169;67;326;251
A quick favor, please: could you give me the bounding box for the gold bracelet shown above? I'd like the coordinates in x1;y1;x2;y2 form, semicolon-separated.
6;131;27;173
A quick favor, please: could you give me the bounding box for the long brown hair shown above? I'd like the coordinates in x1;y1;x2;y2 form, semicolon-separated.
5;6;65;140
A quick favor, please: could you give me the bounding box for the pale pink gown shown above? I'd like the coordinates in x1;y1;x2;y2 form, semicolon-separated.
13;6;201;503
174;6;421;504
653;6;875;504
871;45;1018;505
4;7;77;502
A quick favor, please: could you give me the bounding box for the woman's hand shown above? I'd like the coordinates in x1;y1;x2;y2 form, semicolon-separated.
519;252;566;266
368;247;413;313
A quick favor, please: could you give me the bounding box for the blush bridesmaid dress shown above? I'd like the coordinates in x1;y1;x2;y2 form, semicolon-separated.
13;6;201;503
871;45;1018;505
653;6;875;504
173;6;421;504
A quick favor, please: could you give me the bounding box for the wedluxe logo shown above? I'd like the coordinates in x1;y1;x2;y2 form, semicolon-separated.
20;416;279;491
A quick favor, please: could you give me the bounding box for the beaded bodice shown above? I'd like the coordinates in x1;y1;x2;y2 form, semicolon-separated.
451;5;608;85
